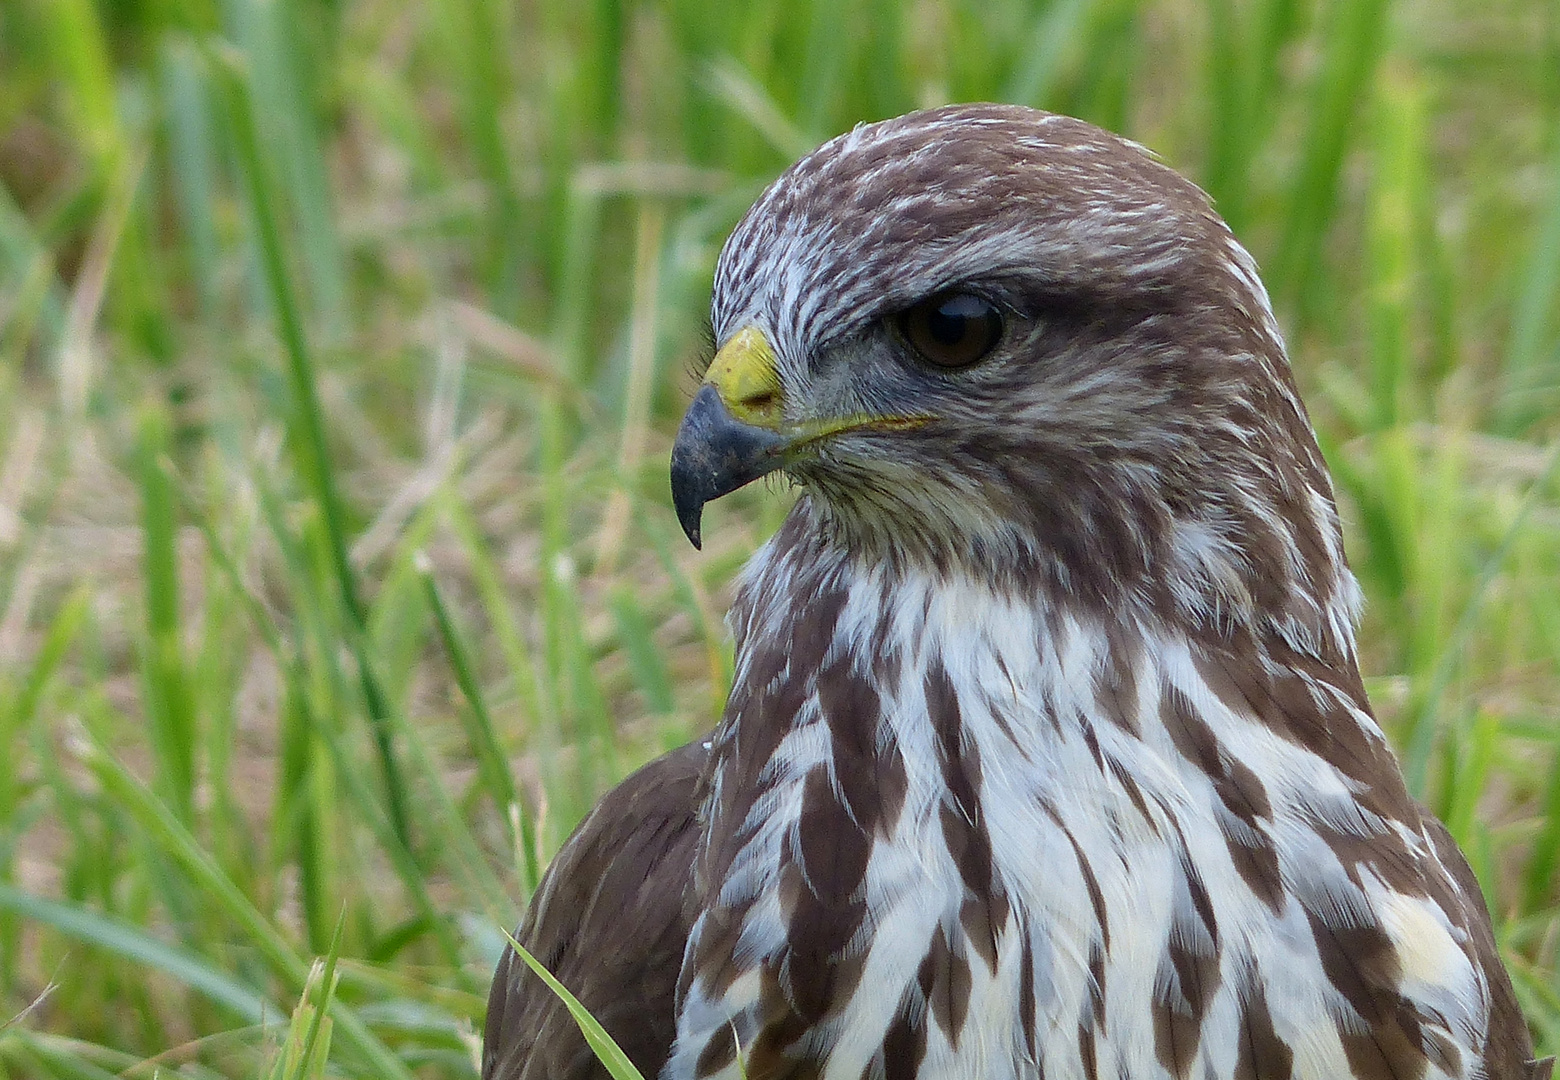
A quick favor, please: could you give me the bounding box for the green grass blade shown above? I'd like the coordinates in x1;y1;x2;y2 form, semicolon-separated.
796;0;856;139
212;45;413;850
701;58;813;162
42;0;120;166
607;585;675;717
0;186;67;357
180;475;469;967
1498;135;1560;432
137;400;198;823
0;885;277;1023
1364;69;1422;431
416;554;524;819
75;719;417;1080
501;931;648;1080
1;1033;122;1080
226;0;347;336
637;505;734;713
10;587;90;732
1003;0;1095;109
1267;0;1391;316
1203;0;1250;232
366;563;512;919
309;710;470;971
426;0;526;314
1400;437;1560;795
157;36;222;322
75;726;309;984
281;912;344;1080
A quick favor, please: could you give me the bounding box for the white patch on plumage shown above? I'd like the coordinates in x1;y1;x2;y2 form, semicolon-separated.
667;552;1487;1080
1374;884;1487;1047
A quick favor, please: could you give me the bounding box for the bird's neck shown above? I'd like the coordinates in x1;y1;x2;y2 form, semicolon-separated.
707;510;1416;868
729;503;1368;696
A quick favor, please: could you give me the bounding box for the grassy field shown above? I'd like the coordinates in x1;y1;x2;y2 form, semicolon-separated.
0;0;1558;1074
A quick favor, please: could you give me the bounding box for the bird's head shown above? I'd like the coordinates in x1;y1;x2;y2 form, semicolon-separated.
672;104;1357;647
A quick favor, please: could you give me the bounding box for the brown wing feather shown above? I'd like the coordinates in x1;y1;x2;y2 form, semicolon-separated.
1421;811;1539;1076
483;741;709;1080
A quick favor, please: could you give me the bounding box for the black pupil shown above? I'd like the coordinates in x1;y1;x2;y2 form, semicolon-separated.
929;294;987;345
902;291;1001;367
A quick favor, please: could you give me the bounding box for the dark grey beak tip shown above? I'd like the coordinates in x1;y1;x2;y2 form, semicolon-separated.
674;492;704;550
669;385;786;549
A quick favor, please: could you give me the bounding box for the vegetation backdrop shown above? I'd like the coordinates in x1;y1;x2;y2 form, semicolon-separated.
0;0;1557;1075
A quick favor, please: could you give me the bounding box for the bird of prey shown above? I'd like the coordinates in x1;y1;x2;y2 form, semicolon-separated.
484;104;1546;1080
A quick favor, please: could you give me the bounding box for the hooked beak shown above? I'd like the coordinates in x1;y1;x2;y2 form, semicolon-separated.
670;327;787;549
669;325;935;548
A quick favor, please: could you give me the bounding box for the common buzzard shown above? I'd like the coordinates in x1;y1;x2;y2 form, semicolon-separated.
484;104;1544;1080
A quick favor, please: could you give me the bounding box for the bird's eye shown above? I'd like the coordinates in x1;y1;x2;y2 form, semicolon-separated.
896;291;1004;369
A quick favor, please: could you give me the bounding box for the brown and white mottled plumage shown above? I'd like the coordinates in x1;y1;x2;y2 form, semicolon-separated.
485;105;1545;1080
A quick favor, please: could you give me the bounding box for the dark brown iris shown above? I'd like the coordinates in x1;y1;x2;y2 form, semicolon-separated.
897;291;1004;368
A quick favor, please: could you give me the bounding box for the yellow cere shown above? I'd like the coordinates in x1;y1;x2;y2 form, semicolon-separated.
705;326;936;446
705;326;785;428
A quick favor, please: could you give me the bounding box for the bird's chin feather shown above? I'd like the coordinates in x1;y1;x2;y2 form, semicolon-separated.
790;457;1029;574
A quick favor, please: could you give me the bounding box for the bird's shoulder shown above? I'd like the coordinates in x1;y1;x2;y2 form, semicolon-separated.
483;739;711;1080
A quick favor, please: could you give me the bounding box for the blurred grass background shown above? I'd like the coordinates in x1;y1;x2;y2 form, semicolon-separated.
0;0;1558;1074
